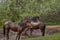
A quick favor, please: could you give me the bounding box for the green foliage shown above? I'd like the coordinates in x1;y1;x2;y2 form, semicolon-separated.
0;0;60;26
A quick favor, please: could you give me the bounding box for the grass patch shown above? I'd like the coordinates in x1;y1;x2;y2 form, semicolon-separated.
23;33;60;40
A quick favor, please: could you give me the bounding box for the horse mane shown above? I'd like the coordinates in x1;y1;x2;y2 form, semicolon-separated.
31;16;40;22
18;22;26;27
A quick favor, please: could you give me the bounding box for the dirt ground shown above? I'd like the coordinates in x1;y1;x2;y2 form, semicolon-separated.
0;25;60;40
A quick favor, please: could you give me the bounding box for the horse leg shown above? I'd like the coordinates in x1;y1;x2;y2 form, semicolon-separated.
18;32;21;40
3;25;6;40
15;32;21;40
30;28;33;37
24;28;30;37
17;30;25;40
16;29;25;40
16;26;28;40
6;28;10;40
15;34;18;40
41;25;46;36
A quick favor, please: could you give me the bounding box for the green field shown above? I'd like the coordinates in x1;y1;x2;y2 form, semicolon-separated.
23;33;60;40
46;22;60;25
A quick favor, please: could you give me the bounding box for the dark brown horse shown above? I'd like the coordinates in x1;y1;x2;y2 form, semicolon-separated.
22;16;46;36
3;21;28;40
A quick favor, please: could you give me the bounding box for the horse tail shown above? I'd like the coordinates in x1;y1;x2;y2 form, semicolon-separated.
3;24;5;37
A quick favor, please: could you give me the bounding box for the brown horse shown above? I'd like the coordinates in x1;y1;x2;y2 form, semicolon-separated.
22;16;46;37
3;21;28;40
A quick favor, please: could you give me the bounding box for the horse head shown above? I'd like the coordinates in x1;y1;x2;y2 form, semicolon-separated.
31;16;40;22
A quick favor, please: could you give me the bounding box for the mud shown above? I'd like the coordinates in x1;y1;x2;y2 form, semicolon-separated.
0;25;60;40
